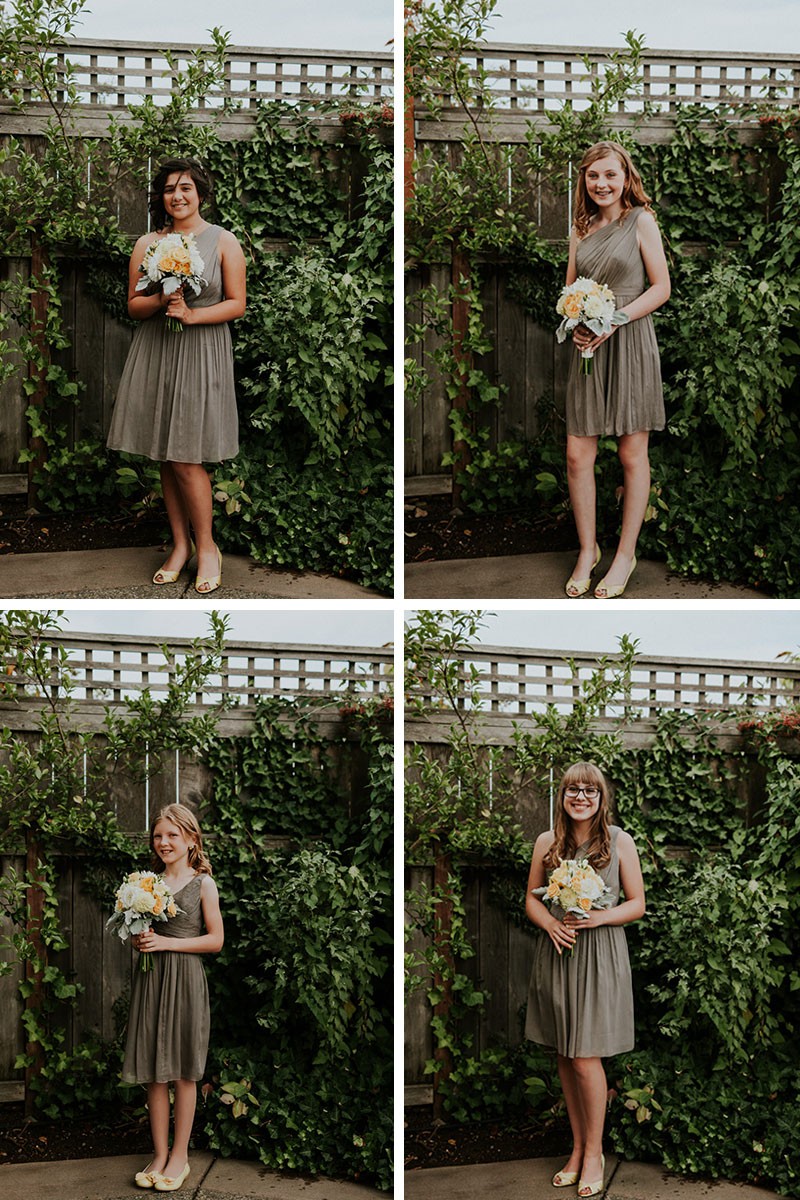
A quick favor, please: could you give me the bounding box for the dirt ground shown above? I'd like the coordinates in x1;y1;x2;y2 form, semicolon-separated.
404;1105;572;1171
404;495;575;564
0;495;168;556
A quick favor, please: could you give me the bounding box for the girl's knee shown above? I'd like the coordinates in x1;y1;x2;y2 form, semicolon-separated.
567;444;597;473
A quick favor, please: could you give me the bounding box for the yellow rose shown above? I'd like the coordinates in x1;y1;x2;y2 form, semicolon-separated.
579;897;592;911
562;294;583;319
167;902;177;917
160;250;191;274
547;881;559;898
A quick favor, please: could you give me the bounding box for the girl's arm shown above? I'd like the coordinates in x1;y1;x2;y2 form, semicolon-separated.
126;234;170;321
563;830;646;932
134;875;225;955
165;230;247;327
565;229;579;286
525;831;578;956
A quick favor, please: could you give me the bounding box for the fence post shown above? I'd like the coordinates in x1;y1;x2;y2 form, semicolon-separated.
27;231;50;510
432;843;454;1121
24;830;46;1118
451;246;472;510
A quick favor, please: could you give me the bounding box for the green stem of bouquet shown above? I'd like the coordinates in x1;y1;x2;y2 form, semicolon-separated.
139;951;153;973
166;317;184;334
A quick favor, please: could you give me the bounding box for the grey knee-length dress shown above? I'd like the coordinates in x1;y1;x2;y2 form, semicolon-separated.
525;826;634;1058
566;206;665;437
122;875;210;1084
107;223;238;464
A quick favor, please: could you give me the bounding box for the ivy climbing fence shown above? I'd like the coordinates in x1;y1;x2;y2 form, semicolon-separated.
0;633;391;1102
404;645;800;1101
405;43;797;486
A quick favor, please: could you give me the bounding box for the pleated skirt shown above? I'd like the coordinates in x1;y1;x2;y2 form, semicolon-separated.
121;951;210;1083
525;925;634;1058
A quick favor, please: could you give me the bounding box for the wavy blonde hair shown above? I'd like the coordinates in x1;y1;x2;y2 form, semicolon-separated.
573;141;653;238
150;803;212;876
543;762;612;872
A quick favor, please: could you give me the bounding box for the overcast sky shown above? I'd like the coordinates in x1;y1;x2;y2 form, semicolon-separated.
67;0;392;52
405;608;800;664
479;1;800;54
44;607;393;649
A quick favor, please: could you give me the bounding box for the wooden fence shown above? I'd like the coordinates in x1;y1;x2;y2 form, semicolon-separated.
0;633;391;1100
404;645;800;1098
405;44;792;484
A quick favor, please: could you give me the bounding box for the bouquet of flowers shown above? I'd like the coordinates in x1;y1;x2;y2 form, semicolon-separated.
555;277;629;375
135;233;206;332
532;858;614;955
107;871;183;972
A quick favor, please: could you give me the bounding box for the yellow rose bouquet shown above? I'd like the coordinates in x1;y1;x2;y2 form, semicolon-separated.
135;233;207;332
555;277;629;375
532;858;614;956
107;871;183;972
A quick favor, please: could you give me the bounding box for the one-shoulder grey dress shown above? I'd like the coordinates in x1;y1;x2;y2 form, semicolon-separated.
525;825;635;1058
121;875;210;1083
107;224;239;463
566;206;665;437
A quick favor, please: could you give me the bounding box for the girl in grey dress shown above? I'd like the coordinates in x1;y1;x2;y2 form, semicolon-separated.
525;763;645;1198
563;142;671;601
125;803;224;1193
107;158;247;594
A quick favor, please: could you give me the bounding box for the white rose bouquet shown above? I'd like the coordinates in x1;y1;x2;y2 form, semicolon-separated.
107;871;183;972
135;232;206;332
555;277;630;375
532;858;615;956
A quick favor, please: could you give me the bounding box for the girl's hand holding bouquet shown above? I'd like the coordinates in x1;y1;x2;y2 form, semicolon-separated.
556;277;629;374
107;871;183;972
532;858;615;956
135;233;206;332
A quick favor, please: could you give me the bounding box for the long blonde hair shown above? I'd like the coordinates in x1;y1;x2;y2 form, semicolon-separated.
150;803;212;875
543;762;612;872
573;141;653;238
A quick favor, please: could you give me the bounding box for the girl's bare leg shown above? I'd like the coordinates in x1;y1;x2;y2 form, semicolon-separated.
598;431;650;590
566;434;600;581
145;1081;170;1174
157;463;193;573
168;461;218;584
161;1078;196;1178
571;1056;607;1190
556;1053;585;1176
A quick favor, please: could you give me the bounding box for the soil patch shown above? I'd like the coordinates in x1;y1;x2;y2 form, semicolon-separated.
405;495;575;564
0;1101;164;1164
0;496;168;556
404;1105;572;1171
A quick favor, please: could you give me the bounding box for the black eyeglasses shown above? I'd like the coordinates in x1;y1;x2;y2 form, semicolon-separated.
564;785;599;800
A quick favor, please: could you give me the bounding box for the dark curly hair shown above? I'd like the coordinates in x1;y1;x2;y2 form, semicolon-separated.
148;158;214;230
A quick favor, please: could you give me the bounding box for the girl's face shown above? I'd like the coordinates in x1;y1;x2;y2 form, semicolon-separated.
584;154;626;210
162;172;201;222
562;779;601;827
153;818;195;867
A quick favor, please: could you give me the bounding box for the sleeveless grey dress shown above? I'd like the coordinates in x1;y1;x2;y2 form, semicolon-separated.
121;875;210;1083
107;224;239;463
525;826;634;1058
566;206;665;437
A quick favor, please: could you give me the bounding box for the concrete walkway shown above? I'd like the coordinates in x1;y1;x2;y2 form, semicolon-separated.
405;1156;784;1200
0;1153;384;1199
0;548;381;600
405;551;768;600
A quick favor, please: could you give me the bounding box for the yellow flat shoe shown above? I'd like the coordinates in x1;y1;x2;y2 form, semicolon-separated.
595;556;636;599
152;542;195;586
134;1163;161;1188
194;546;222;595
154;1162;190;1192
552;1168;580;1187
578;1154;605;1197
565;544;601;598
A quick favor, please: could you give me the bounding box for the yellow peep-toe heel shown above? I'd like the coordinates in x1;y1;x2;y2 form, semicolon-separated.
152;541;195;586
565;544;601;598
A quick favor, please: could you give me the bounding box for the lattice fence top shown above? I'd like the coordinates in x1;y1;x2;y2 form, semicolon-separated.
425;43;800;113
407;646;800;719
5;633;392;706
10;39;394;110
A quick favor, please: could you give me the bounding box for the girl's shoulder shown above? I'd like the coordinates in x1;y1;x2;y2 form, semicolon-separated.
535;829;556;852
199;872;219;894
